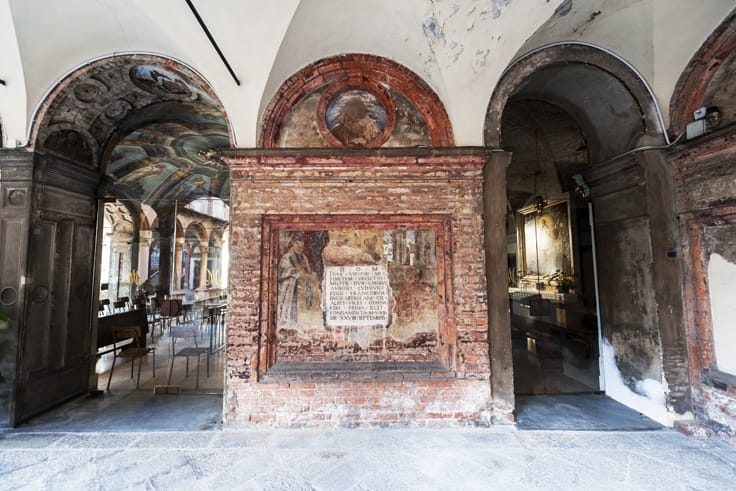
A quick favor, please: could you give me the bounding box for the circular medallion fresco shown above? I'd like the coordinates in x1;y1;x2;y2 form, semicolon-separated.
317;82;395;148
326;90;387;146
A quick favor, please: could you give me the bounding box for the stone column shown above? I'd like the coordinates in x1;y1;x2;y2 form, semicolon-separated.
199;244;209;290
137;230;153;280
484;150;515;424
174;238;185;291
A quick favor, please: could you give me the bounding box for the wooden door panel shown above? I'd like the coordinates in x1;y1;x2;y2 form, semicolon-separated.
15;208;96;423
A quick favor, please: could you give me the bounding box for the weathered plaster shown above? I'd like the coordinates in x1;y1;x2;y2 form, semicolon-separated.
516;0;734;128
600;339;689;426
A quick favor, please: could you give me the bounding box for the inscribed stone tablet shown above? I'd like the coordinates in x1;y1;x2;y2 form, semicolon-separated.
325;265;390;327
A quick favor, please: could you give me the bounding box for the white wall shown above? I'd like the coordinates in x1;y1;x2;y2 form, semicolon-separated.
263;0;563;146
2;1;733;146
0;0;26;147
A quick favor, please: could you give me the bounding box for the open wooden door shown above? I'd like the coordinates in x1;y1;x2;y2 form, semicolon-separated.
13;163;98;425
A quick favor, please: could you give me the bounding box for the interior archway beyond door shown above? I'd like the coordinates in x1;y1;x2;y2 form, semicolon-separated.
15;54;231;426
502;99;600;396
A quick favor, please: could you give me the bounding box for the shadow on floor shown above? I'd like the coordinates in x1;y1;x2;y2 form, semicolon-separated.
515;393;663;431
16;389;223;433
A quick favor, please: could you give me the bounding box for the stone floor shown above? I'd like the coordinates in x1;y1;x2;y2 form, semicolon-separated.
515;394;664;431
3;320;735;489
2;426;736;490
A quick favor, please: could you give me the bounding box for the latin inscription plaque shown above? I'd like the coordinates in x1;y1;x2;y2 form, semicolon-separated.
325;265;390;327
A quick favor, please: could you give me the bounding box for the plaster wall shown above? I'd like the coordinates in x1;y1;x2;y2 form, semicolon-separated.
0;0;26;147
263;0;563;146
585;153;691;426
673;128;736;442
708;253;736;376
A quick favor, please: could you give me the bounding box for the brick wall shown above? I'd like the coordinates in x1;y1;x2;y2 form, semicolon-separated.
222;149;492;427
673;129;736;443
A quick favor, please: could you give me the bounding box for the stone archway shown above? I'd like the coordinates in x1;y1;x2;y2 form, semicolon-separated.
10;53;232;425
485;43;688;425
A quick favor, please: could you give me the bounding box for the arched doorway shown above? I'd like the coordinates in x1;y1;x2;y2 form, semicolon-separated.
501;99;599;396
486;43;689;425
14;54;232;425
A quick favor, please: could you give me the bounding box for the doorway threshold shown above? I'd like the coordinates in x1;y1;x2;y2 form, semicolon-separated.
514;393;663;431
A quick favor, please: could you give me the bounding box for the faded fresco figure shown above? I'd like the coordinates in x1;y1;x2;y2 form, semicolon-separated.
277;234;315;327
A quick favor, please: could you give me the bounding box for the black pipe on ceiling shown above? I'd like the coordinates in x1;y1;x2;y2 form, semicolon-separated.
185;0;241;86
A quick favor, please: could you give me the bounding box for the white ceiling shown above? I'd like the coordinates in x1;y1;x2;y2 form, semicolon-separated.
0;0;733;147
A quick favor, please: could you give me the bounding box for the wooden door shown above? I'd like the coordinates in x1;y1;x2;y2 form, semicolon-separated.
13;180;98;425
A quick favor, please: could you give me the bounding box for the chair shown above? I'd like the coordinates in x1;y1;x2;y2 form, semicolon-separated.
159;298;182;332
206;305;226;353
146;296;162;343
106;325;155;392
113;300;128;313
168;320;210;389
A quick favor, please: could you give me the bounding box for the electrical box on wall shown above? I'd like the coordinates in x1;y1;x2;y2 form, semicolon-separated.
686;106;720;140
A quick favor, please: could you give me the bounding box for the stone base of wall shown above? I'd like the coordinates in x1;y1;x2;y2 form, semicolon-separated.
225;380;492;428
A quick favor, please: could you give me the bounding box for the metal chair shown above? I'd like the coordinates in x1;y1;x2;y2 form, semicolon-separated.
146;296;162;343
167;320;210;389
106;325;155;392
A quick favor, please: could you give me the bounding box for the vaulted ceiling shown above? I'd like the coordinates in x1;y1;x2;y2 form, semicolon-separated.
0;0;734;207
2;0;733;147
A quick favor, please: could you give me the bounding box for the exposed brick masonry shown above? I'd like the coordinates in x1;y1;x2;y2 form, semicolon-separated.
673;128;736;443
222;149;492;427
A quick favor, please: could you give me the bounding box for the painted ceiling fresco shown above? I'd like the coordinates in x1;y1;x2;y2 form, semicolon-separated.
104;103;230;203
33;55;230;205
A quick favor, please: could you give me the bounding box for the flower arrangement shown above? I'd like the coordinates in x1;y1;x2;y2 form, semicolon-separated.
545;270;575;293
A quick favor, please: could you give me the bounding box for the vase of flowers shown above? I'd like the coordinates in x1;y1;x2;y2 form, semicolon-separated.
546;270;575;294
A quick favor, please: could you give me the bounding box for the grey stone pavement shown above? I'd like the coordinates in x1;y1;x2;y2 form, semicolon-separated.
1;427;736;490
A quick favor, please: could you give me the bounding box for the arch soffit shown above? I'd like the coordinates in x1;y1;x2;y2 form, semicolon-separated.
259;53;454;148
485;43;667;152
28;52;234;169
669;9;736;135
